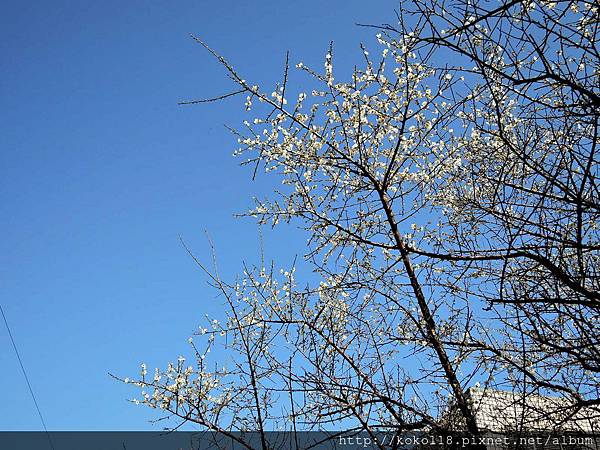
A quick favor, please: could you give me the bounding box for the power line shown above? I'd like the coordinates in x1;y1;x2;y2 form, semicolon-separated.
1;304;55;450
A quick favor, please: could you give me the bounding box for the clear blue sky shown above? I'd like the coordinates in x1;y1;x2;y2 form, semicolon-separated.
1;0;395;431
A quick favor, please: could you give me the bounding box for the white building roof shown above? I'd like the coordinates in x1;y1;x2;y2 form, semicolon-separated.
463;388;600;434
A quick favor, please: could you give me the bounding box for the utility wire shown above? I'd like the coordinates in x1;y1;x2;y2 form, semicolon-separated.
1;304;55;450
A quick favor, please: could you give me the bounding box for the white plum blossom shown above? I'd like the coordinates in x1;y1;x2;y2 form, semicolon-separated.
124;0;599;438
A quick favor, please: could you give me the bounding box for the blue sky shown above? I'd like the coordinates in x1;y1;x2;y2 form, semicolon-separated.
1;0;395;430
